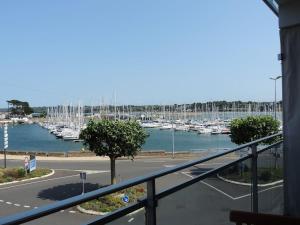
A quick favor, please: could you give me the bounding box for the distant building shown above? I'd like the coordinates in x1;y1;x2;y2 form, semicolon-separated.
0;113;6;120
30;113;42;118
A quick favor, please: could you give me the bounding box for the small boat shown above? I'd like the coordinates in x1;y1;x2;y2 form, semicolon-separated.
198;127;212;134
211;127;222;135
160;124;173;130
175;125;189;132
221;128;231;134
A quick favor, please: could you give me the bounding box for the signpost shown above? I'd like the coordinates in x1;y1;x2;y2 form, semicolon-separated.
80;172;87;195
24;157;29;173
3;123;8;168
29;155;36;172
122;195;129;203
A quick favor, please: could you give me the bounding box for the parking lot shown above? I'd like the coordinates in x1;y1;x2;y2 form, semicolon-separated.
0;157;283;225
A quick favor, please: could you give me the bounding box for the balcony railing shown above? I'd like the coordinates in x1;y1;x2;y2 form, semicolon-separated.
263;0;279;16
0;133;283;225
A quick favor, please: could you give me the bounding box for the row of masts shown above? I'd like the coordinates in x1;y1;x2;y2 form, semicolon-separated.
46;103;84;130
93;102;282;122
39;101;282;140
47;101;282;122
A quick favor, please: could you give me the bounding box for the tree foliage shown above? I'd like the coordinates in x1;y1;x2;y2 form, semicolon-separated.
80;119;148;184
7;100;33;115
230;116;280;145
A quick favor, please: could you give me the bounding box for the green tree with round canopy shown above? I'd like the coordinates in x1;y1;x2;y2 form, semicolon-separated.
80;120;148;185
230;115;280;145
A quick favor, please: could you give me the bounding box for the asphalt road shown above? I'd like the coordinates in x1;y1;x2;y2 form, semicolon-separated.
0;157;283;225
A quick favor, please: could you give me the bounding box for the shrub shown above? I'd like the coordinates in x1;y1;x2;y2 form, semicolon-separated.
230;116;280;145
0;168;51;183
259;170;272;182
17;168;26;177
80;185;145;213
243;164;249;173
3;168;19;178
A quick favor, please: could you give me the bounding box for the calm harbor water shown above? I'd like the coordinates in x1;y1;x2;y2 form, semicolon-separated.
0;124;235;152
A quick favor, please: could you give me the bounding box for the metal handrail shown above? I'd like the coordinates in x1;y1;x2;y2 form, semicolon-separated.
0;133;282;225
262;0;279;16
86;139;284;225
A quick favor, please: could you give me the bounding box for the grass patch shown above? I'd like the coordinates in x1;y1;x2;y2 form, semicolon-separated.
0;168;52;183
80;185;145;213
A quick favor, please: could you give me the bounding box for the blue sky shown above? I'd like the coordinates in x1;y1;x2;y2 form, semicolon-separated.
0;1;281;107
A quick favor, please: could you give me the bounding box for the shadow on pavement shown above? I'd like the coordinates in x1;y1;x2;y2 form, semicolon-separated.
37;183;103;201
189;167;213;177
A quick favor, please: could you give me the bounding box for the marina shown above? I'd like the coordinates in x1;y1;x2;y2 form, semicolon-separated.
0;124;235;153
37;102;282;141
0;102;282;153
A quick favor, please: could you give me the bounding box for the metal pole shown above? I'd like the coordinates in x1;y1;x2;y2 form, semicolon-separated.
270;76;282;120
4;149;6;169
145;179;156;225
172;120;175;159
3;123;8;169
275;79;277;120
114;91;117;121
82;179;85;195
251;144;258;213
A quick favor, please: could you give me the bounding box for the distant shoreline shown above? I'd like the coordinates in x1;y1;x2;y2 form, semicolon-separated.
0;149;235;160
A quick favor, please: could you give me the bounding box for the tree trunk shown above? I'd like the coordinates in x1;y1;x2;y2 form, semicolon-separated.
110;157;116;185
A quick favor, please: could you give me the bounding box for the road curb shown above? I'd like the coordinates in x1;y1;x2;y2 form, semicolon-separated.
76;205;143;216
217;174;283;187
0;169;55;186
127;207;144;216
77;205;108;216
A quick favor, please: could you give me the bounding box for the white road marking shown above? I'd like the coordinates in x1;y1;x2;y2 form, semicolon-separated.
181;172;237;200
128;218;134;222
181;172;194;179
6;202;12;205
200;181;236;200
14;204;20;207
181;171;283;201
0;200;4;202
54;169;109;175
24;205;30;208
69;210;76;214
60;210;65;213
234;184;283;200
164;165;176;168
0;174;80;190
142;160;166;163
34;207;38;209
195;162;225;166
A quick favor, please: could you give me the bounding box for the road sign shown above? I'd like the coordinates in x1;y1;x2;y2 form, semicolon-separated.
29;158;36;172
80;172;87;180
122;195;129;203
4;138;8;149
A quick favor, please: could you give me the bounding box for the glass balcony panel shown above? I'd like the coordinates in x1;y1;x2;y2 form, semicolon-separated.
257;142;284;214
157;156;252;225
104;207;145;225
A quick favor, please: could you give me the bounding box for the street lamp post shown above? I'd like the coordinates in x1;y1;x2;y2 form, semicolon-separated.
269;76;282;120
